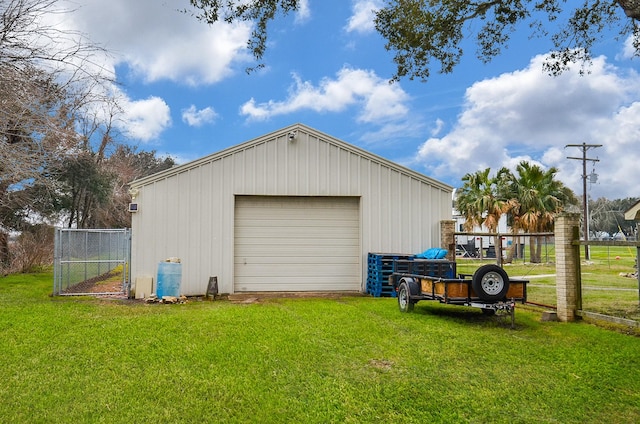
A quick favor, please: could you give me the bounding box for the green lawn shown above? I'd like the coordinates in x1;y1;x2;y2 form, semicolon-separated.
456;245;640;321
1;271;639;423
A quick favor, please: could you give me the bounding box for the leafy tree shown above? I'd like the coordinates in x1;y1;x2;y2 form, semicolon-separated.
54;153;112;228
188;0;299;72
375;0;636;81
94;145;176;228
187;0;640;81
46;144;175;229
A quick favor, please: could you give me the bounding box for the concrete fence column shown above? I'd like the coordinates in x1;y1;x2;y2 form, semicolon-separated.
555;213;582;322
441;220;456;262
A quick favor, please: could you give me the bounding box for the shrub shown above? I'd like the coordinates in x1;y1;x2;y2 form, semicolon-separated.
1;225;54;274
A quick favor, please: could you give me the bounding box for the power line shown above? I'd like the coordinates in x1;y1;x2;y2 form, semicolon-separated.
566;142;602;261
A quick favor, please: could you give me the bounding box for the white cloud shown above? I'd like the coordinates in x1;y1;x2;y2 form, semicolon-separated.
240;67;409;123
358;120;425;147
43;0;248;141
61;0;251;86
345;0;383;33
119;96;172;141
295;0;311;24
430;119;445;137
620;35;639;60
415;54;640;199
182;105;218;127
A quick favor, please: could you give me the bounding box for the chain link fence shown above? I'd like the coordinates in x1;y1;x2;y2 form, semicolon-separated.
53;228;131;296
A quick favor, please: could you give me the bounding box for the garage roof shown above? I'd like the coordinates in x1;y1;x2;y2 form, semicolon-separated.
129;123;453;192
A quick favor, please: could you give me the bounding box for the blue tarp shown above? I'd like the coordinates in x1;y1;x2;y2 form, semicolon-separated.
415;248;448;259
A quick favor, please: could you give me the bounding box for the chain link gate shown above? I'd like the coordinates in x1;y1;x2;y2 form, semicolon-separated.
53;228;131;297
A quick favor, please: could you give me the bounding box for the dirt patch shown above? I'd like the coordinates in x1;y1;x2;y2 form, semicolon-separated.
369;359;394;371
62;268;126;296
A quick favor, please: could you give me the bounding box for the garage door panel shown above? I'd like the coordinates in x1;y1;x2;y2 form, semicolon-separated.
236;238;358;248
236;198;356;209
236;224;359;233
235;256;359;265
236;277;361;292
235;228;358;239
234;196;360;292
235;225;357;237
238;272;361;283
235;263;359;278
236;220;357;229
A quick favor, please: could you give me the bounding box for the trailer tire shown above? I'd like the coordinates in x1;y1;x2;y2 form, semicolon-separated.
472;265;509;302
397;278;418;312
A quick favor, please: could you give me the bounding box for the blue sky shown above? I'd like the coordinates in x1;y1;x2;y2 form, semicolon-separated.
54;0;640;200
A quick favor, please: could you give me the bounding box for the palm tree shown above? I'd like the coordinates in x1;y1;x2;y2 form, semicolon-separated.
503;161;576;263
456;168;510;258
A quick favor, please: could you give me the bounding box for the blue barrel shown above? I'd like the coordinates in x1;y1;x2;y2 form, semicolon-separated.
156;262;182;298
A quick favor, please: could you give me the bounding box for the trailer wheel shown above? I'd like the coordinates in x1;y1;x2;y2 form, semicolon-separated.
397;279;414;312
472;265;509;302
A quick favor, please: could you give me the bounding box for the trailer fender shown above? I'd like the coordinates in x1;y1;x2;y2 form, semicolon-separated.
397;278;420;313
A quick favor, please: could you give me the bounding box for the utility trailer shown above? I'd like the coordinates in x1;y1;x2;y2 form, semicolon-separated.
389;260;528;328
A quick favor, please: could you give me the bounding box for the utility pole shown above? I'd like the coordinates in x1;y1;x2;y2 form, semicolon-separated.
566;142;601;261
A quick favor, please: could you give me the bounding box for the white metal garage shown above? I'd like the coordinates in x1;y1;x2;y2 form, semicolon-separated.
128;123;453;296
234;196;360;292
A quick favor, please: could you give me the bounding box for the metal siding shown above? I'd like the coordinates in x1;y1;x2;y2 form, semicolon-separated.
234;196;361;291
130;125;452;296
379;165;392;249
410;178;424;251
130;162;231;296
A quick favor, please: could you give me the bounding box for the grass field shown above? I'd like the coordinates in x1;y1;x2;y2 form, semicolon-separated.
456;245;640;322
1;271;640;423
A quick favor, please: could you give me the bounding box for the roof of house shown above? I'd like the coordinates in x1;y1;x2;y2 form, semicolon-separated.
624;199;640;221
129;123;453;191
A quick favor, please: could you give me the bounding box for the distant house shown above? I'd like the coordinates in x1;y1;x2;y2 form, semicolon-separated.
451;188;511;257
453;208;509;255
128;124;453;296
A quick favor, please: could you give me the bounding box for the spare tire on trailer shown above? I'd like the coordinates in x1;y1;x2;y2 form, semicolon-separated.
472;264;510;302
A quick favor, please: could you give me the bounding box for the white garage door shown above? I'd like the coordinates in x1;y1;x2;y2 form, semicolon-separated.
234;196;361;292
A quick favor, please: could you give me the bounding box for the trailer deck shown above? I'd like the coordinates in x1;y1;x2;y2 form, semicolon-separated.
389;259;528;328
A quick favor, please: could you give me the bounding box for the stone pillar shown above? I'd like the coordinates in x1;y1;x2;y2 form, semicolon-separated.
440;220;456;262
555;213;582;322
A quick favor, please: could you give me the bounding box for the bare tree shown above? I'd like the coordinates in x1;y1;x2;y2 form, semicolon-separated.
0;0;115;265
1;0;110;80
0;63;76;227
